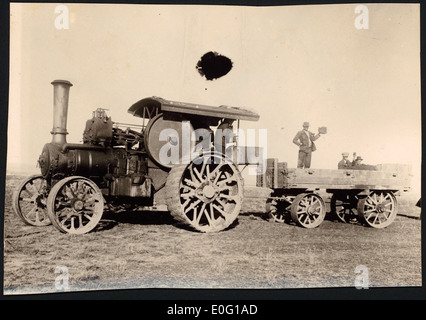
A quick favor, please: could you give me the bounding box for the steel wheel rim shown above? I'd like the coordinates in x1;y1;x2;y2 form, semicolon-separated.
179;154;242;232
49;177;104;234
358;192;397;228
13;175;51;226
291;193;325;228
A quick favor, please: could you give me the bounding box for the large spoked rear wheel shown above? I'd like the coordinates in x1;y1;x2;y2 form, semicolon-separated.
290;193;326;228
12;175;51;226
47;176;104;234
166;153;243;232
357;191;398;228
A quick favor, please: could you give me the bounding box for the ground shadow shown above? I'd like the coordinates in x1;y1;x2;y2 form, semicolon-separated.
92;219;119;232
100;208;241;233
244;210;355;227
101;209;176;227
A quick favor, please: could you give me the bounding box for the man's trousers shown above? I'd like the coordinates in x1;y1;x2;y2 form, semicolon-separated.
297;150;312;169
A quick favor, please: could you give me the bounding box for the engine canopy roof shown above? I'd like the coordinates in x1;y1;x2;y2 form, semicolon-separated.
128;96;260;122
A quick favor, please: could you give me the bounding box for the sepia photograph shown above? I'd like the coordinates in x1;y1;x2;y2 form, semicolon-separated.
3;2;422;296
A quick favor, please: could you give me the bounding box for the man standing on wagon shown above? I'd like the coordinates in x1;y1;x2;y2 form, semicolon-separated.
292;122;322;169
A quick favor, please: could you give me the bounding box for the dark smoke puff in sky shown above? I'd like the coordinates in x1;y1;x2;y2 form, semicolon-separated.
196;51;233;80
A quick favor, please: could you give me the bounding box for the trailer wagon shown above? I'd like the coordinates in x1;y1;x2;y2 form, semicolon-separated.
257;159;412;228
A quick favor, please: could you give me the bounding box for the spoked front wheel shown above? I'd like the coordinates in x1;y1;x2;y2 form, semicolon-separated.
47;176;104;234
290;193;326;228
357;191;398;228
12;175;51;226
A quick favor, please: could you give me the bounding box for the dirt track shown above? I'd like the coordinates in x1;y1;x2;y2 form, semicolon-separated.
3;175;422;294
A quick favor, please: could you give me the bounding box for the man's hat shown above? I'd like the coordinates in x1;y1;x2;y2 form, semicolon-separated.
342;152;349;157
356;156;363;161
303;122;309;127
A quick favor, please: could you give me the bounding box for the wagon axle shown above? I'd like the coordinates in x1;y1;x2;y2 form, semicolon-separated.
375;203;385;213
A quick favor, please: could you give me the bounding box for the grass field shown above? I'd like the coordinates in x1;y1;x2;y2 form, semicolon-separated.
3;175;422;295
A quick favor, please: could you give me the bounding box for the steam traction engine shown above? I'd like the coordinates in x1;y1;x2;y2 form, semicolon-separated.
13;80;260;234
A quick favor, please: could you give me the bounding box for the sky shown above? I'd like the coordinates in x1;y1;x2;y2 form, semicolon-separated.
8;3;421;193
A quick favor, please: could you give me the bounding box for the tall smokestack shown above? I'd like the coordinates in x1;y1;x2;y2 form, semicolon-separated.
51;79;73;145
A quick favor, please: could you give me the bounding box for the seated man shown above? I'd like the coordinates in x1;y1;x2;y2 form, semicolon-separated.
338;152;351;169
351;155;377;170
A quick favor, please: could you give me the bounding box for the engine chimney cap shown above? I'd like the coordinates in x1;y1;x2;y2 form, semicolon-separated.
51;79;73;86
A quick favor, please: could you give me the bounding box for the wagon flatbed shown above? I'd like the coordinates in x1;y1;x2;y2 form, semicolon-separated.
257;158;411;229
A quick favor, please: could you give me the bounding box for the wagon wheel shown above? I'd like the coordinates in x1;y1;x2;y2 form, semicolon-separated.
330;194;359;224
267;199;285;223
290;193;326;228
357;191;398;228
12;175;51;226
47;176;104;234
165;153;243;232
266;196;294;223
